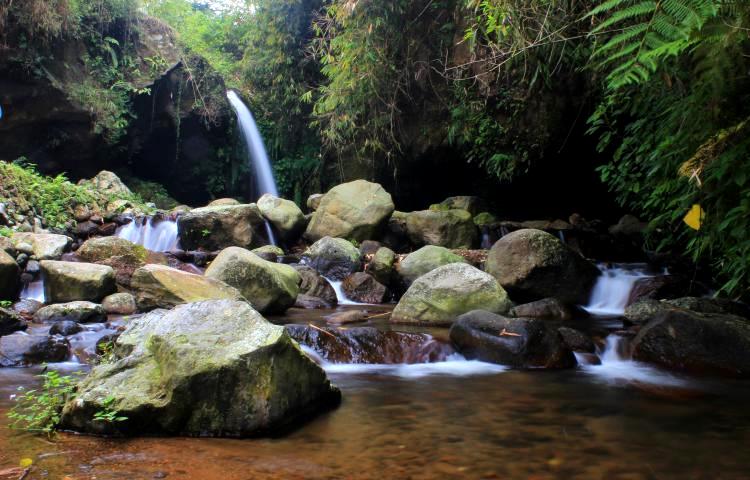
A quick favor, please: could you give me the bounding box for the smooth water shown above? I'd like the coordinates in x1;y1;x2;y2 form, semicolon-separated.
584;263;660;316
115;217;179;252
325;277;373;306
19;280;45;303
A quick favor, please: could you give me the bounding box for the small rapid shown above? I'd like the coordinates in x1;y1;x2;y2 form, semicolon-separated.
19;279;45;303
116;216;179;252
325;277;371;306
583;263;659;316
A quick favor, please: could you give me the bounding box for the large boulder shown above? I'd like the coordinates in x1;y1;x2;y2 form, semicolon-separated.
12;233;71;260
80;171;133;198
509;298;575;321
130;264;243;310
178;204;267;251
391;263;511;326
450;310;576;368
60;300;341;436
406;210;478;249
342;273;389;304
77;236;148;263
631;309;750;378
0;308;26;336
102;293;138;315
398;245;468;286
485;229;599;304
0;249;20;300
305;180;395;242
302;237;361;280
33;301;106;324
257;194;306;242
41;261;116;303
368;247;396;285
624;297;750;326
205;247;300;314
294;266;337;306
0;334;70;367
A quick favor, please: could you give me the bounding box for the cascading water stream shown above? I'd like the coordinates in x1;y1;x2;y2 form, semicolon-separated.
226;90;280;246
583;263;657;316
19;279;45;303
116;216;179;252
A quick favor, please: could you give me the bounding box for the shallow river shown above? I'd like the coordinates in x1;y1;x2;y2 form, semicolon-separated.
1;306;749;479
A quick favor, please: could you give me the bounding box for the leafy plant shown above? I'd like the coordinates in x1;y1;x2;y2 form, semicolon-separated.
0;300;12;308
93;395;128;424
7;369;79;437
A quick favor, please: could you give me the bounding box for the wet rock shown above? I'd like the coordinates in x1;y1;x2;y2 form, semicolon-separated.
305;180;395;242
34;301;107;324
49;321;83;336
97;222;118;236
391;263;511;326
0;334;70;367
131;264;243;310
15;253;29;268
0;308;26;336
102;293;137;315
76;221;100;237
295;294;332;309
178;204;267;251
302;237;361;281
11;232;71;260
628;275;709;303
77;237;148;263
667;297;750;319
25;259;40;275
252;245;285;262
406;209;478;249
12;299;43;319
485;229;599;304
286;324;453;364
294;265;337;306
397;245;468;286
326;310;370;325
342;273;389;304
41;260;116;303
358;241;382;257
368;247;396;285
431;196;486;217
557;327;596;353
0;249;20;299
205;247;300;314
450;311;576;368
61;300;340;436
257;194;306;242
632;309;750;377
97;250;168;289
208;198;240;206
382;211;411;252
609;214;647;237
306;194;324;212
510;298;574;321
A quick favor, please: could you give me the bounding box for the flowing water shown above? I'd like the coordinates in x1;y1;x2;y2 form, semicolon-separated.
19;280;45;303
583;263;662;316
115;216;179;252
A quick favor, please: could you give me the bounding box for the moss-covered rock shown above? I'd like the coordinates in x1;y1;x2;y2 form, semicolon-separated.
178;204;267;251
41;260;116;303
33;301;106;324
398;245;468;286
391;263;511;326
77;236;148;263
406;210;478;249
0;249;20;300
431;196;486;216
305;180;395;242
60;300;341;437
252;245;285;262
205;247;299;314
302;237;361;281
294;265;338;307
130;264;243;310
0;308;26;337
342;272;388;304
12;233;71;260
257;194;306;242
485;229;599;304
368;247;396;285
102;293;137;315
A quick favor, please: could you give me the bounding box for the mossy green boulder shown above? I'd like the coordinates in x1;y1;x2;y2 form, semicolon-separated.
205;247;300;314
60;300;341;436
391;263;511;326
178;204;267;251
368;247;396;285
406;209;478;249
77;236;148;263
303;236;361;280
257;194;306;242
398;245;468;286
12;233;71;260
130;264;243;310
41;260;116;303
305;180;395;242
0;249;20;300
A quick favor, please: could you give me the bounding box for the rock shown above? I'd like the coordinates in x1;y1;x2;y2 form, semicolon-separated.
102;293;137;315
208;198;241;206
25;260;40;275
474;212;498;228
11;299;43;319
97;222;118;236
557;327;596;353
252;245;285;262
77;237;148;263
41;261;116;303
632;309;750;377
368;247;396;285
205;247;300;314
391;263;511;326
286;324;453;364
628;275;709;303
431;196;486;216
485;229;599;304
178;204;267;251
382;211;410;252
11;233;71;260
257;194;306;242
406;209;478;249
302;237;361;281
76;221;100;237
0;334;70;367
34;301;106;324
294;294;332;309
398;245;468;286
306;194;324;212
510;298;574;321
49;321;83;336
0;236;15;256
294;265;337;306
609;214;648;237
130;264;243;310
0;249;20;299
326;310;370;325
82;171;133;198
305;180;395;242
666;297;750;319
0;308;26;336
342;273;389;304
450;311;576;368
60;300;341;436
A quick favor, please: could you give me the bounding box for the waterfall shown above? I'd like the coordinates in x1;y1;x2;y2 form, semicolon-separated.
20;279;45;303
583;263;655;316
324;277;371;306
116;216;179;252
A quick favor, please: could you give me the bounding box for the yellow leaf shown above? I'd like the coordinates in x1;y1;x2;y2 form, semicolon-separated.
684;204;704;230
19;458;33;468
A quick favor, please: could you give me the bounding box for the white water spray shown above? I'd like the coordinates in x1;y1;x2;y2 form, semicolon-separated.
584;264;656;316
116;216;179;252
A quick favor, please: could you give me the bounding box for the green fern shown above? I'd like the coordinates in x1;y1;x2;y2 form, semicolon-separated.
588;0;719;89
